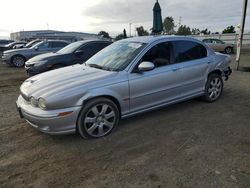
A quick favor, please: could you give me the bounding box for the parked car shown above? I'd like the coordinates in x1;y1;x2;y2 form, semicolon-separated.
25;40;112;76
16;36;232;139
202;38;234;54
2;40;69;67
0;39;14;46
0;41;27;57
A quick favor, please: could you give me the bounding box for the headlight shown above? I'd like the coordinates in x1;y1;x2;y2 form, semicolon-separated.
30;96;38;107
38;98;47;110
34;60;48;66
3;53;10;57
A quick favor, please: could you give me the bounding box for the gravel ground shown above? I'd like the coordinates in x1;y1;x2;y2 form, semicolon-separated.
0;54;250;188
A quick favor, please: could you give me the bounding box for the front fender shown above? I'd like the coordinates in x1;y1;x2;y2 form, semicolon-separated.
75;83;130;116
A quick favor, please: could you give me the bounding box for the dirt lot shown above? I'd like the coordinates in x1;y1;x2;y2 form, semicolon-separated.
0;54;250;188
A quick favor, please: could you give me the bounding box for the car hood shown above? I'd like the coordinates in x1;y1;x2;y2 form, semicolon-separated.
4;48;33;54
20;64;119;100
27;52;66;63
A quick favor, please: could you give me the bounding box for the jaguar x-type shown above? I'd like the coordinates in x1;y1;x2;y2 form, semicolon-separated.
16;36;232;139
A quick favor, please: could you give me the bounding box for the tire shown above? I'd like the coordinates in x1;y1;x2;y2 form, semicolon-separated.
203;73;223;103
224;47;233;54
11;55;26;67
77;97;120;139
203;73;223;102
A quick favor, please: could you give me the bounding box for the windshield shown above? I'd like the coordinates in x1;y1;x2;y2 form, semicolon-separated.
85;41;146;71
30;41;44;49
25;40;40;48
57;41;84;54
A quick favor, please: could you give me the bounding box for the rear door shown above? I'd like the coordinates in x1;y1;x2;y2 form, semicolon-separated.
172;40;210;96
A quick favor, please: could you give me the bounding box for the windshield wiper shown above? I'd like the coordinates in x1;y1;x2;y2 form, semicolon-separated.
87;63;114;71
87;63;105;70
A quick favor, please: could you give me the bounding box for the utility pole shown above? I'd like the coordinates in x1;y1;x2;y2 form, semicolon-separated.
236;0;248;70
129;23;132;37
178;16;182;29
134;25;138;36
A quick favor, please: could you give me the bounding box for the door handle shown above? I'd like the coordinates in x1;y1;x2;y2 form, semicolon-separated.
172;67;180;71
207;61;212;64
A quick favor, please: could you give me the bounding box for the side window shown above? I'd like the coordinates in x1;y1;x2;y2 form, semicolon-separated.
141;42;172;67
97;43;110;51
79;43;99;53
50;42;68;48
215;39;223;44
173;41;207;63
203;39;211;43
38;42;49;50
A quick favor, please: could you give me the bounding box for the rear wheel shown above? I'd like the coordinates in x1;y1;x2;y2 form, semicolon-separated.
203;73;223;102
11;55;26;67
77;98;119;139
224;47;233;54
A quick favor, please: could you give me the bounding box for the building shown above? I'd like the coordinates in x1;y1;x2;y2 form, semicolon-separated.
10;30;100;42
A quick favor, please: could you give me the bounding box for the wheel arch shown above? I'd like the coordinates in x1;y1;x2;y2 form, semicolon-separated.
208;69;222;76
11;54;27;62
77;91;123;118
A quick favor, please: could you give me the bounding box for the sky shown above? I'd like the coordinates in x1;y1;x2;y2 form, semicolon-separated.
0;0;249;38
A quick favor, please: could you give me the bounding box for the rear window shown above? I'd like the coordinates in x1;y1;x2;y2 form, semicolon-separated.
173;41;207;63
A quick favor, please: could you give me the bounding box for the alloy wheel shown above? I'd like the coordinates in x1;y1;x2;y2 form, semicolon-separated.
208;77;222;101
13;56;25;67
84;103;116;137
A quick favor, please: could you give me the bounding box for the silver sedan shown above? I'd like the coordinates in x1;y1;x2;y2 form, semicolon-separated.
16;36;232;139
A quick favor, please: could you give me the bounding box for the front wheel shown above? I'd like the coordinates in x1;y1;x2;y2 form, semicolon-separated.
77;98;119;139
11;55;26;67
203;74;223;102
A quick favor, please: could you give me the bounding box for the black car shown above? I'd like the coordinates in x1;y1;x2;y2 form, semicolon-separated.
25;40;112;76
0;39;14;46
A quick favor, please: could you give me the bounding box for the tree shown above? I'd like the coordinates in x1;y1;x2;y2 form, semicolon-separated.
200;28;211;35
191;28;200;35
222;26;236;34
114;34;125;41
98;31;111;39
136;26;149;36
123;29;127;38
176;25;191;35
163;16;175;34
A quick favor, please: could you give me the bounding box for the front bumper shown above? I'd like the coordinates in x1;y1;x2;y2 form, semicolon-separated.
25;64;48;76
16;95;82;135
223;66;232;80
1;54;11;64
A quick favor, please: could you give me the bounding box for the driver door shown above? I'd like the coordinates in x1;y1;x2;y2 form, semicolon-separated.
128;42;184;113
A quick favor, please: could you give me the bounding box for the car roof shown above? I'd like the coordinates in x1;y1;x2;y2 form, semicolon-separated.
43;40;70;43
122;35;201;44
76;40;112;44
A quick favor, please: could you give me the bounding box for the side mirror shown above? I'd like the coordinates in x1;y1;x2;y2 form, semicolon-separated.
75;50;84;55
138;61;155;72
35;46;39;51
